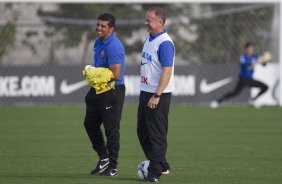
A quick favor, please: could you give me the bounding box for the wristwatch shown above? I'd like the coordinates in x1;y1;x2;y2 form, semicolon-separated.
153;93;161;98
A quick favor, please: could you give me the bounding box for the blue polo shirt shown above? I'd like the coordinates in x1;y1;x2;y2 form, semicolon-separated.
149;30;175;67
93;33;125;85
240;53;259;79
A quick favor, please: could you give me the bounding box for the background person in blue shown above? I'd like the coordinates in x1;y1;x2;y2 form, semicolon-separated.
84;13;125;177
211;42;268;108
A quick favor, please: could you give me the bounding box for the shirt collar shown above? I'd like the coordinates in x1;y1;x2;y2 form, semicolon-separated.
100;33;115;45
149;30;167;40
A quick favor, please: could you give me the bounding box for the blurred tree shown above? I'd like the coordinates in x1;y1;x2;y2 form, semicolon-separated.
0;22;15;62
37;3;274;64
191;4;274;64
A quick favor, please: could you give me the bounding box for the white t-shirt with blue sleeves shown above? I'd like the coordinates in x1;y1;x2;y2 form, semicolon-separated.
140;30;175;93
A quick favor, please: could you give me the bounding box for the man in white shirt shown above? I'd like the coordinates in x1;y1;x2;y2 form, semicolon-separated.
137;7;175;183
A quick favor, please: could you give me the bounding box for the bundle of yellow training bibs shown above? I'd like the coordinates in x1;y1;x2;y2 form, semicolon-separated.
82;65;115;94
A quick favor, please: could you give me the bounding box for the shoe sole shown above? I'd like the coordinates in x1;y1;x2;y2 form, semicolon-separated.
103;174;118;177
146;179;159;182
91;166;108;176
162;170;170;175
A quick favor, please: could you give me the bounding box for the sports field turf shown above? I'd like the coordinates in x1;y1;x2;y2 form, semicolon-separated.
0;105;281;184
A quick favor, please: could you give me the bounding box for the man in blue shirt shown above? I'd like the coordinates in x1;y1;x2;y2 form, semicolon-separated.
211;42;268;108
84;13;125;177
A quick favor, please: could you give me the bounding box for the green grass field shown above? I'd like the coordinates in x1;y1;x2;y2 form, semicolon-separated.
0;105;282;184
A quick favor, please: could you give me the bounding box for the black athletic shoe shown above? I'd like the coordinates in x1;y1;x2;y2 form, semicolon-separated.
102;167;118;176
162;162;170;175
90;158;109;175
145;175;160;182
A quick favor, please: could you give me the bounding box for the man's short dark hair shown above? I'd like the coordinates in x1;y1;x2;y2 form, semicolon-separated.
245;42;255;49
98;13;116;28
147;7;166;25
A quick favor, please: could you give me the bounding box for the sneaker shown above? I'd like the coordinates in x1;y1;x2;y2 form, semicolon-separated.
162;162;170;175
90;158;109;175
146;175;160;182
210;101;219;109
102;167;118;176
249;99;261;109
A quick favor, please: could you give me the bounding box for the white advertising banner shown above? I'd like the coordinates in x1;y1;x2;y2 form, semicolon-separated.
0;64;279;105
252;63;280;106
